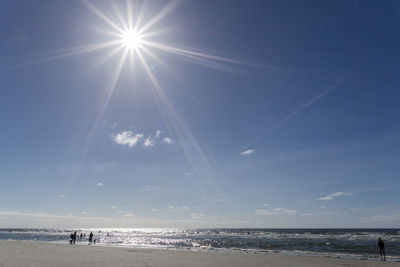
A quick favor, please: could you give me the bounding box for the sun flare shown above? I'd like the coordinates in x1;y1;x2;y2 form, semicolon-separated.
121;30;142;49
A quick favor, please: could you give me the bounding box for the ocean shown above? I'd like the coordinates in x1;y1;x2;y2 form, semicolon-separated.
1;228;399;262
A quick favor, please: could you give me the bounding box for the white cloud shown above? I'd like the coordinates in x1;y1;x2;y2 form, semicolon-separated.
143;137;155;147
319;211;347;216
96;182;104;186
122;213;135;218
301;213;313;216
263;203;270;206
58;194;65;198
241;149;256;155
185;172;193;176
162;137;172;144
80;211;88;215
319;192;353;201
255;210;278;215
155;130;161;138
255;208;297;216
113;131;144;147
168;205;190;212
191;213;205;219
111;205;124;210
91;161;114;170
151;208;157;212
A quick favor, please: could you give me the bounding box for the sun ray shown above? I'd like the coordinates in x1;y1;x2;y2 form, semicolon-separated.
94;28;124;39
140;25;184;39
137;50;224;200
126;0;135;30
137;0;181;35
1;40;121;71
138;41;243;72
140;45;167;69
92;44;126;69
74;48;129;179
142;41;244;65
81;0;125;34
111;1;128;31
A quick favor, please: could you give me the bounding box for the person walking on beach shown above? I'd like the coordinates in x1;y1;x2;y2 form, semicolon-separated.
73;231;77;244
89;232;94;245
377;238;386;261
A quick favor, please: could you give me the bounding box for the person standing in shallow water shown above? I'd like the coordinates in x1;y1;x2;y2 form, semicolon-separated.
88;232;94;245
377;238;386;261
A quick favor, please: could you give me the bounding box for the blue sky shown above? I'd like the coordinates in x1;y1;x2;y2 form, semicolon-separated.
0;0;399;228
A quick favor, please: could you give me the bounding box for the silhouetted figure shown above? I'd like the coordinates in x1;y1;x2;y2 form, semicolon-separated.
107;232;109;237
73;231;77;244
69;233;74;244
80;233;83;240
89;232;94;245
377;238;386;261
94;237;97;245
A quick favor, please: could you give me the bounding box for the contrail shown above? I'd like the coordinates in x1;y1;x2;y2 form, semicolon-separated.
242;75;348;150
274;77;346;131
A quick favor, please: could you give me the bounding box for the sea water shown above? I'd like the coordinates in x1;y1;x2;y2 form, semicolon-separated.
1;228;399;261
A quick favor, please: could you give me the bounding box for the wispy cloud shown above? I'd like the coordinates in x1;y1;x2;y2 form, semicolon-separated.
191;213;205;219
255;208;297;215
58;194;65;198
80;211;88;215
113;131;144;147
121;213;135;218
155;130;161;138
319;211;347;216
318;192;352;201
143;137;155;147
96;182;104;186
162;137;172;144
168;205;190;212
91;161;114;170
241;149;256;155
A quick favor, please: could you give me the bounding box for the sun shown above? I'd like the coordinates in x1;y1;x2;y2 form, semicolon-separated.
121;30;142;49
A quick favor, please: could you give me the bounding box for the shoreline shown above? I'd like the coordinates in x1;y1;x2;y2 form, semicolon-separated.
7;239;400;263
0;240;398;267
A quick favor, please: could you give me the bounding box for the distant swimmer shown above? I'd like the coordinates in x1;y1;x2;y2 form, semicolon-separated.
377;238;386;261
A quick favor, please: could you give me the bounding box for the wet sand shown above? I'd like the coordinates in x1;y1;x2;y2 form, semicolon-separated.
0;240;396;267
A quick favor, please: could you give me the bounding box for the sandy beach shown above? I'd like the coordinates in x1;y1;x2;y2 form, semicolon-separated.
0;241;397;267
